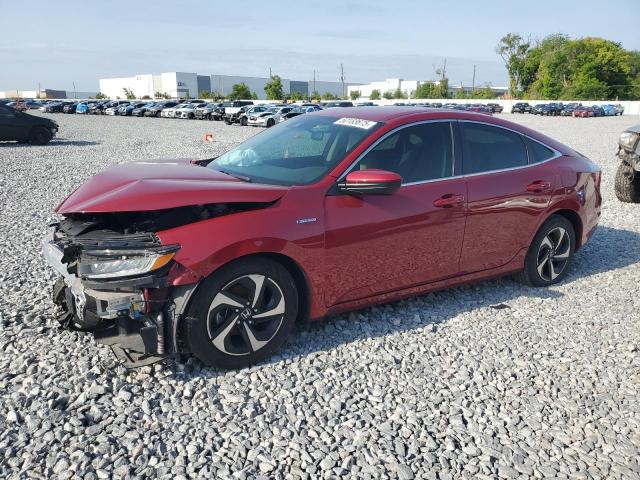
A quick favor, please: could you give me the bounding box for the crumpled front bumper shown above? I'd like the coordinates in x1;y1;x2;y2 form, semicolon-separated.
42;233;169;367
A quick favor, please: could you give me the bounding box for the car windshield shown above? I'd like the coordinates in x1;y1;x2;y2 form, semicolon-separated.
210;115;381;186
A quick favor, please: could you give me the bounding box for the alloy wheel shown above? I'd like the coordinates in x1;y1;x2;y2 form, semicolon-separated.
536;227;571;281
206;274;285;356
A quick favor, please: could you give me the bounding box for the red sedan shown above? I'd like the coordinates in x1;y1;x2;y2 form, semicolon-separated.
573;106;594;118
43;108;601;368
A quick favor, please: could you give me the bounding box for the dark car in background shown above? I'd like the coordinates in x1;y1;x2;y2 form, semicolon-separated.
487;103;503;113
511;102;532;113
560;103;581;116
194;102;222;120
144;101;180;117
131;102;157;117
63;103;79;114
590;106;605;117
0;104;58;144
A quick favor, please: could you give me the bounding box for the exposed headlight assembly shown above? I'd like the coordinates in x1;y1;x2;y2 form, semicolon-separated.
619;131;639;153
79;246;179;279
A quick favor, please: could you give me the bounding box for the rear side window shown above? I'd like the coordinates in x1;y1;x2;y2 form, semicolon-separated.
462;123;527;174
524;137;555;163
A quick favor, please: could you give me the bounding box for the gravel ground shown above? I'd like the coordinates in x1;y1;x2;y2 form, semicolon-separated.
1;112;639;479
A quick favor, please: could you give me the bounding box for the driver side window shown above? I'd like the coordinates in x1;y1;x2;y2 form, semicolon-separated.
357;122;453;184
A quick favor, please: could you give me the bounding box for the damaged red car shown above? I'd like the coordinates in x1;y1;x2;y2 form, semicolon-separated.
43;107;601;368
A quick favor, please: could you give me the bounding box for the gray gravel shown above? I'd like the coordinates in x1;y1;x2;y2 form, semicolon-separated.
1;112;639;479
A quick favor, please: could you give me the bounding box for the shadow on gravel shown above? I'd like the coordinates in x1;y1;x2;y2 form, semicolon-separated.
163;225;640;378
0;140;100;147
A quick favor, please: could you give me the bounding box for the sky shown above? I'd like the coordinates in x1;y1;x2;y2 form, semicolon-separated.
1;0;638;92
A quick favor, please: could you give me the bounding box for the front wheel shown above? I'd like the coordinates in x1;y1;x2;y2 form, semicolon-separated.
185;258;298;369
28;127;52;145
240;117;248;126
615;162;640;203
513;215;575;287
266;119;275;128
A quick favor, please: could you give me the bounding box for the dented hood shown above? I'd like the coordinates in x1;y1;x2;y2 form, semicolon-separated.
56;158;289;213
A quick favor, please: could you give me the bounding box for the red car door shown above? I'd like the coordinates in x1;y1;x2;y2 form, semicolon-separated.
323;121;467;307
458;121;558;273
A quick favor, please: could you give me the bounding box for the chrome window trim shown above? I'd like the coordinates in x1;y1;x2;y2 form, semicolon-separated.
337;119;456;185
336;118;562;188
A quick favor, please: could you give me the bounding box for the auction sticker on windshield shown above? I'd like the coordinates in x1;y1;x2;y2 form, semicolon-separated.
334;118;378;129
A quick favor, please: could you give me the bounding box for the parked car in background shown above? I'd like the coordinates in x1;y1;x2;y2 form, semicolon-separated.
194;102;221;120
214;101;253;122
466;104;493;115
43;107;601;368
160;105;181;118
511;102;532;113
119;102;147;116
321;101;354;108
105;102;129;116
6;101;29;112
247;106;294;127
145;101;179;117
234;105;271;126
223;102;256;125
560;103;581;116
590;106;605;117
131;102;157;117
175;103;199;119
486;103;503;113
614;104;625;116
0;104;58;144
601;105;616;116
572;106;593;118
75;102;97;114
42;102;66;113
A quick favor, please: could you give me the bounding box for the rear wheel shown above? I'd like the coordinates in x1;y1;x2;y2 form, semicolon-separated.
240;117;248;126
185;258;298;369
266;118;275;128
615;162;640;203
514;215;575;287
28;127;52;145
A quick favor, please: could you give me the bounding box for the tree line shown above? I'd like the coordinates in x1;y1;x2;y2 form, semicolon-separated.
497;33;640;100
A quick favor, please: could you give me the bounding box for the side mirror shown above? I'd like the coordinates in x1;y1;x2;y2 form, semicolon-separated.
338;169;402;195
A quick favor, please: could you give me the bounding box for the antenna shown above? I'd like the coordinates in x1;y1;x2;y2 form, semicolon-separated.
340;63;345;99
472;64;476;93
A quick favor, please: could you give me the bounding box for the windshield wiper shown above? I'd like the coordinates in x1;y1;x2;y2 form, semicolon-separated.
217;169;252;182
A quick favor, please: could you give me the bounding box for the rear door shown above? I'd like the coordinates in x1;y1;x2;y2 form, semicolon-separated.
459;121;558;273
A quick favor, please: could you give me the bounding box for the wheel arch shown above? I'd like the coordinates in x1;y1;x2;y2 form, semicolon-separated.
547;208;583;250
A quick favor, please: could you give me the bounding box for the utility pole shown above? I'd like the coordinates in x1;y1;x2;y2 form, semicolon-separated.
313;69;316;96
472;64;476;93
269;67;272;78
441;58;447;80
72;82;76;99
339;63;345;99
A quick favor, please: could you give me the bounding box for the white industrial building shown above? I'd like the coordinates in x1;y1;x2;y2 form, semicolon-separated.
99;71;358;100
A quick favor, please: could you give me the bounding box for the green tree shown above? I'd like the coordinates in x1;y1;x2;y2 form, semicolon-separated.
322;92;337;100
289;91;304;101
122;88;136;100
471;86;497;99
369;89;381;100
264;75;284;100
141;95;151;100
414;82;437;99
310;90;321;101
350;90;361;100
383;90;394;99
393;88;406;99
496;33;531;96
455;89;469;99
229;83;253;99
95;92;107;99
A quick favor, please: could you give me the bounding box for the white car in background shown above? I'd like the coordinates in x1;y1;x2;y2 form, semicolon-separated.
160;105;182;118
247;106;295;128
174;104;199;119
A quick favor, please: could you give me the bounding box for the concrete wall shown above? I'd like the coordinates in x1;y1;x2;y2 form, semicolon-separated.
353;98;640;115
99;74;155;99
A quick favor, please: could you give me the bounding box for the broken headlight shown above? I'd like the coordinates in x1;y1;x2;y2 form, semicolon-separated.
79;247;178;280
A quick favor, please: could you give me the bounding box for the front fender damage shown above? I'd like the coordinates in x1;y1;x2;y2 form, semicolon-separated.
43;201;273;367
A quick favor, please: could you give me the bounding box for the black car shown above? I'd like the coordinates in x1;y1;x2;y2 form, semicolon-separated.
144;101;179;117
63;102;79;114
591;106;605;117
195;102;222;120
88;101;110;114
486;103;503;113
43;102;69;113
321;101;354;108
131;102;157;117
511;102;532;113
0;104;58;145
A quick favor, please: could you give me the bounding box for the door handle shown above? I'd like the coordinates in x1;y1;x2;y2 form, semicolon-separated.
433;194;465;208
526;180;552;193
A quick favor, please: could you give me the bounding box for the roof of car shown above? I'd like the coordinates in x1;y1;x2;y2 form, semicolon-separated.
313;106;494;123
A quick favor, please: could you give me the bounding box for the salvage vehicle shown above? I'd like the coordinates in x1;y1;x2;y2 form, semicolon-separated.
615;123;640;203
195;102;222;120
572;106;593;118
131;103;158;117
63;102;79;114
43;107;601;369
247;106;294;127
0;104;58;144
145;101;180;117
614;104;625;116
214;101;253;122
105;103;129;116
223;104;256;125
511;102;532;113
175;103;199;119
590;106;605;117
486;103;503;113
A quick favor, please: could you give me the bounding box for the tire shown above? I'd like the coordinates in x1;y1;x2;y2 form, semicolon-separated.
28;127;52;145
266;119;275;128
513;215;575;287
185;257;298;369
240;117;248;126
615;162;640;203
